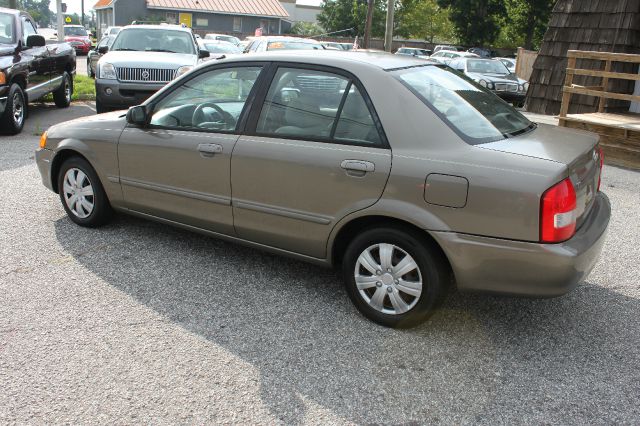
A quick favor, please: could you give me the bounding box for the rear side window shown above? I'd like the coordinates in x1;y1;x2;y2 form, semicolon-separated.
256;67;382;145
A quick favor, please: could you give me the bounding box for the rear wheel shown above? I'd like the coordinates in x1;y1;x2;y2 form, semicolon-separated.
53;72;72;108
57;156;113;227
342;227;449;328
1;84;26;135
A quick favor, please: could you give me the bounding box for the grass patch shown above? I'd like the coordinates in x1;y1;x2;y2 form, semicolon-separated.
41;74;96;102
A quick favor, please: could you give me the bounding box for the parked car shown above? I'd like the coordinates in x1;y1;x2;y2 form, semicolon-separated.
102;26;122;38
94;23;209;113
433;44;463;53
497;57;516;73
429;50;478;64
448;57;528;106
322;42;353;51
395;47;432;58
467;47;494;58
87;35;115;77
204;33;241;46
0;7;75;134
63;25;92;55
36;51;610;328
243;36;325;53
197;39;242;55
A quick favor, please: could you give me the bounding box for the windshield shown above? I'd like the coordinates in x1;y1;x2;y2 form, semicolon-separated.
467;59;510;75
111;28;195;54
394;65;533;144
267;40;323;51
217;35;239;45
64;26;88;36
202;42;241;54
0;12;15;43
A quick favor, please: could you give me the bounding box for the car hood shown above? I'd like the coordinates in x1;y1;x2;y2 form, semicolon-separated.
48;110;127;136
100;50;197;68
0;43;17;57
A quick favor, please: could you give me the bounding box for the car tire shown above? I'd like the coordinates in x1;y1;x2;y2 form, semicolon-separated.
57;156;113;227
53;72;72;108
342;226;450;328
0;83;26;135
87;60;94;78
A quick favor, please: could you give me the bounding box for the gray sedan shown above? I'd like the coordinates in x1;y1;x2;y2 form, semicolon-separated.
35;51;610;327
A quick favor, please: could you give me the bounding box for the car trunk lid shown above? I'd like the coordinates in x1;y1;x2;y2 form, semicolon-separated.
479;124;602;229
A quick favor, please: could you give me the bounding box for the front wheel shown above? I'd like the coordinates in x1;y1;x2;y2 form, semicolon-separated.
53;72;72;108
342;227;450;328
57;156;113;227
0;84;26;135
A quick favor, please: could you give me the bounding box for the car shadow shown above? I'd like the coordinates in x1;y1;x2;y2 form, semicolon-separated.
54;214;640;423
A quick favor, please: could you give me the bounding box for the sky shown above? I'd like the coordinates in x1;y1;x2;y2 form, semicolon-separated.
51;0;324;16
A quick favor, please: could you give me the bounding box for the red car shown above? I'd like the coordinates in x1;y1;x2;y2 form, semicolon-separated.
64;25;91;55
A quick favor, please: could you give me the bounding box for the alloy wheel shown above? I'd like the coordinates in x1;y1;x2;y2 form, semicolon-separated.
12;92;24;127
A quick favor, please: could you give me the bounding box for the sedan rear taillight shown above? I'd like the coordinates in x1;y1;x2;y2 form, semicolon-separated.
540;178;577;243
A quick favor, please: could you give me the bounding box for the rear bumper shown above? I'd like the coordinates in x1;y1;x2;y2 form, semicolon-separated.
95;79;166;109
432;192;611;297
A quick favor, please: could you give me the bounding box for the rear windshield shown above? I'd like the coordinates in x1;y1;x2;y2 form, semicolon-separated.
64;26;87;36
267;41;323;51
111;28;195;54
202;42;241;54
393;65;534;144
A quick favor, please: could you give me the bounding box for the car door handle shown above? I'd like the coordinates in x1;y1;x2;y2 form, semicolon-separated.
197;143;223;157
341;160;375;173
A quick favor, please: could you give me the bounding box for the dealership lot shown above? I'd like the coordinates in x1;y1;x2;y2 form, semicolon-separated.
1;104;639;423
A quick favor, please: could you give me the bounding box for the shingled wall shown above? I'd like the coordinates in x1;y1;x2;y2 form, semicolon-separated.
526;0;640;115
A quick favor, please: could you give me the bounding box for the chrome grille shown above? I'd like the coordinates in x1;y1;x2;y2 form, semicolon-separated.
115;67;177;83
494;83;518;92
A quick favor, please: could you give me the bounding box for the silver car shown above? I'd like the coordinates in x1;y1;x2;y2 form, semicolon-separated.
36;52;610;328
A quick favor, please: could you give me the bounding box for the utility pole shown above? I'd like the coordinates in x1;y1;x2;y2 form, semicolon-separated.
384;0;394;52
81;0;85;27
9;0;17;9
56;0;64;41
363;0;374;49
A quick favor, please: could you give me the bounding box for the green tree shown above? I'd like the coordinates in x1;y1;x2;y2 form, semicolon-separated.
502;0;554;50
436;0;506;46
318;0;387;38
396;0;456;43
0;0;54;26
289;21;324;36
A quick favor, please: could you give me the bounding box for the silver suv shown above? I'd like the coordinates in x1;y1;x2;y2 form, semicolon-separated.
95;24;209;113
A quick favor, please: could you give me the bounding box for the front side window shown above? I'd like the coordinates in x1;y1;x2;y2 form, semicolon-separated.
0;12;15;44
21;17;36;44
150;66;262;132
256;67;382;145
111;28;195;54
394;65;533;144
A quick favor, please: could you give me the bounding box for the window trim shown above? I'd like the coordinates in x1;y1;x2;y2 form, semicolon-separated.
244;62;390;149
141;62;270;135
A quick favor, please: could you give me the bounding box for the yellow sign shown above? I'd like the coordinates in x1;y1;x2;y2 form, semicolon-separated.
65;16;72;23
178;13;192;28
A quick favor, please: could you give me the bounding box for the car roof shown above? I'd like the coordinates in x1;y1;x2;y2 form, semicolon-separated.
120;24;192;32
210;50;437;71
256;36;321;43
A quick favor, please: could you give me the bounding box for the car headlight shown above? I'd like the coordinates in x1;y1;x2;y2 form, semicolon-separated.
99;62;117;80
487;81;495;90
175;66;193;78
519;84;525;92
524;82;529;91
479;79;487;88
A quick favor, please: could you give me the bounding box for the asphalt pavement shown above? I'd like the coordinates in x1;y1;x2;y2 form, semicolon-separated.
1;104;639;424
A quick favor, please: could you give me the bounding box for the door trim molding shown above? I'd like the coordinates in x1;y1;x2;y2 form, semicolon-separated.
120;177;231;206
234;199;333;225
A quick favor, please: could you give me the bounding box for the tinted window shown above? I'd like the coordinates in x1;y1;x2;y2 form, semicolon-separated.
334;86;381;145
64;26;87;36
257;68;347;139
394;65;533;144
112;28;195;54
150;66;262;132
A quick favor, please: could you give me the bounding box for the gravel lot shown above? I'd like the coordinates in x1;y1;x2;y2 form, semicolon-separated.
1;104;639;424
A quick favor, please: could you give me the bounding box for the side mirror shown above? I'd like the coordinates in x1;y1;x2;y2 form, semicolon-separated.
126;105;148;125
198;49;210;59
98;45;109;54
26;34;46;48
